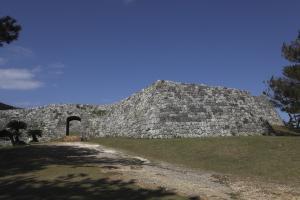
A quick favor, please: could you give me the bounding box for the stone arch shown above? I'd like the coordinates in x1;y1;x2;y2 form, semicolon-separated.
66;116;81;136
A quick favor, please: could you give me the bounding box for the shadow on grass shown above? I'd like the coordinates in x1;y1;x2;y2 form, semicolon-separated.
0;145;144;177
0;174;184;200
0;145;200;200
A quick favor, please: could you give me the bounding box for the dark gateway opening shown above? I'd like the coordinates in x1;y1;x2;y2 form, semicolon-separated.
66;116;81;136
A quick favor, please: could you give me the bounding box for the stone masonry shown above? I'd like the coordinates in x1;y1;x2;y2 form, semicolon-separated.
0;80;283;142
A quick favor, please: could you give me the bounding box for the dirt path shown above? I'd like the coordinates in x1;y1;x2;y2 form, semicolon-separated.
55;142;300;200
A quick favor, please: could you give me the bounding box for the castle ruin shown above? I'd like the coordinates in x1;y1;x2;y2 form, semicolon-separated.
0;80;283;142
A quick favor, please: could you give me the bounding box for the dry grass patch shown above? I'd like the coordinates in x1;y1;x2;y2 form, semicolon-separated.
60;135;82;142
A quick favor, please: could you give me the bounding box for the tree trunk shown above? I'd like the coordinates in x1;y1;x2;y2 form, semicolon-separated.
9;135;15;146
14;129;20;144
297;118;300;129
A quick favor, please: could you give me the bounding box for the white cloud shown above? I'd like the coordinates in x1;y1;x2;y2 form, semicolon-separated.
0;68;42;90
7;45;34;57
0;58;7;65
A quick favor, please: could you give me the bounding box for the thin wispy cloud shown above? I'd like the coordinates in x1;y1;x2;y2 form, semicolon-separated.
48;62;65;75
51;70;64;75
31;65;43;73
49;62;65;69
0;68;42;90
31;62;65;75
7;45;35;57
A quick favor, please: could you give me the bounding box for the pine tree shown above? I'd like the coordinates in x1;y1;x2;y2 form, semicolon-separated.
264;31;300;128
0;16;21;46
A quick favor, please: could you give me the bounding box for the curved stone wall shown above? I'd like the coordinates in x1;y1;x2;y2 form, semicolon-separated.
0;80;283;142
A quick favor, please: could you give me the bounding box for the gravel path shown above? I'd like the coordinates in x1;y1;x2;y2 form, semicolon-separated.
54;142;300;200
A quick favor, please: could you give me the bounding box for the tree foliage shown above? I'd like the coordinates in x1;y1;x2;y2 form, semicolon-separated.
6;120;27;144
264;31;300;128
0;16;21;46
1;120;43;145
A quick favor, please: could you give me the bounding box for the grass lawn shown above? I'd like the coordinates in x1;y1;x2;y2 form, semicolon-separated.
89;136;300;186
0;145;189;200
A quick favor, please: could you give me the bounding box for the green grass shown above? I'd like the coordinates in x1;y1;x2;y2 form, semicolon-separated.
0;144;190;200
89;136;300;186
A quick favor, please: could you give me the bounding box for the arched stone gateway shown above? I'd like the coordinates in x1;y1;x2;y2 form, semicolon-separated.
66;116;81;136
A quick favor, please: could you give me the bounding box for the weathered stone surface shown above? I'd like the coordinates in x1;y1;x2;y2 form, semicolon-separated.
0;80;283;143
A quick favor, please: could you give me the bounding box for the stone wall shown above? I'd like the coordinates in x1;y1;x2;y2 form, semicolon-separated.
0;80;283;143
0;104;101;142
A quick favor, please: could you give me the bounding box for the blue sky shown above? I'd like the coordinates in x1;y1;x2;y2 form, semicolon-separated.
0;0;299;115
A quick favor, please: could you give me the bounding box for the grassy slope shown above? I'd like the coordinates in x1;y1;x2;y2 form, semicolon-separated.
89;136;300;186
0;145;188;200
